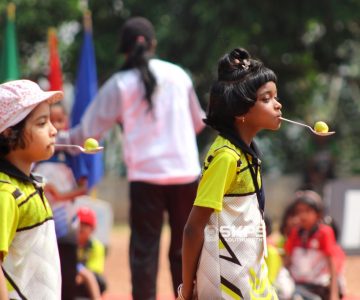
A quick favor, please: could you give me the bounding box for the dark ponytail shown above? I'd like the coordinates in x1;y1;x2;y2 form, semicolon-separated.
119;17;157;111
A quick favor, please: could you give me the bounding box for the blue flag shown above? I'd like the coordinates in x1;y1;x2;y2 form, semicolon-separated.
71;14;103;189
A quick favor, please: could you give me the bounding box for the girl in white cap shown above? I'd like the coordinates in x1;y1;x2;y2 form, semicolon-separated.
0;79;63;299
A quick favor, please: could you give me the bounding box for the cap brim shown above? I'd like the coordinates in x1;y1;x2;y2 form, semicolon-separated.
43;90;64;104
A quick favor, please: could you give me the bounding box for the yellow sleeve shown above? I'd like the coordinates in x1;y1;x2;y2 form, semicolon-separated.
86;239;105;275
265;244;282;284
194;150;238;211
0;190;19;257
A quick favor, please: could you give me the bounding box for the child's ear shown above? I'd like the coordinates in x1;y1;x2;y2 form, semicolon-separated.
235;115;246;124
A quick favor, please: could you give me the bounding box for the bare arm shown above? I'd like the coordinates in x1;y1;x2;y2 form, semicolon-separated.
45;177;88;202
328;256;339;300
180;206;213;299
0;254;9;300
69;76;122;146
76;267;101;300
188;87;205;135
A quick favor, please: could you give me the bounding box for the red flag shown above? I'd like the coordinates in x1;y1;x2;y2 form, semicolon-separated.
48;28;63;91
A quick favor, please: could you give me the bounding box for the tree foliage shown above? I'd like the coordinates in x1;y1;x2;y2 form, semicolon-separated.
1;0;360;177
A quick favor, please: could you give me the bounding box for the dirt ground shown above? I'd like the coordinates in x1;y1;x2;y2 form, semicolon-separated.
103;225;360;299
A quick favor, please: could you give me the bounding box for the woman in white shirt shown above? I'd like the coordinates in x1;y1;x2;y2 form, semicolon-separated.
65;17;205;300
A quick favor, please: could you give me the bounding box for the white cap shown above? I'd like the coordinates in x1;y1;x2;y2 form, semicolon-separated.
0;79;63;133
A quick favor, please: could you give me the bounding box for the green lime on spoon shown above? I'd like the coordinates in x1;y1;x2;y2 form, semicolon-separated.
55;138;103;154
280;117;335;136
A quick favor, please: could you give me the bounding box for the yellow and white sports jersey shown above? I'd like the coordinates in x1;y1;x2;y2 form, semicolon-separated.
194;136;278;299
0;159;61;300
78;238;106;275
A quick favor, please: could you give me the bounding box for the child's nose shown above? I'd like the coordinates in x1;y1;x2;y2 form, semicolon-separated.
50;122;58;136
275;99;282;109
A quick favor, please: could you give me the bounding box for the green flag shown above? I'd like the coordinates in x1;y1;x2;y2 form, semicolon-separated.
0;3;20;82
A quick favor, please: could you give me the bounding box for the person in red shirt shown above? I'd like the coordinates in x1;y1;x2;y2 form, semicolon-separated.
284;190;339;300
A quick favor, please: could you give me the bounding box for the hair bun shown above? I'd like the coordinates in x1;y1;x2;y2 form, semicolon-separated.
230;48;251;71
230;48;250;62
218;47;252;81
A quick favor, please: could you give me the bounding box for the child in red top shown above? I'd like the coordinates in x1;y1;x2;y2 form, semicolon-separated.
285;190;339;300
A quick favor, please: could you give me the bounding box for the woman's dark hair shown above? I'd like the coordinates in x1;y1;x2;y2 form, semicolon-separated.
0;118;28;156
119;17;157;111
204;48;277;131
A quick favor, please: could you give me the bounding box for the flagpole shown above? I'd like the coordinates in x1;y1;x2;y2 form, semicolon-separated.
71;9;103;195
83;9;92;32
0;2;20;82
84;9;99;199
7;2;16;20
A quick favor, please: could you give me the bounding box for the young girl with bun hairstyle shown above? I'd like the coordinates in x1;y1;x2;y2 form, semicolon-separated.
178;48;282;299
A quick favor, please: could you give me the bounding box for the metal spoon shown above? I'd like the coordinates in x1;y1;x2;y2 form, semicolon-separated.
280;117;335;136
55;144;104;154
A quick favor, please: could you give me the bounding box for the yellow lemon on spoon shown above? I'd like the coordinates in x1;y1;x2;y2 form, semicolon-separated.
84;138;99;150
314;121;329;133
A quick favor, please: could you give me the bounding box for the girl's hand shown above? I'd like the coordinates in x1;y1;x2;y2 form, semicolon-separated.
0;256;9;300
177;282;198;300
44;183;62;201
330;292;340;300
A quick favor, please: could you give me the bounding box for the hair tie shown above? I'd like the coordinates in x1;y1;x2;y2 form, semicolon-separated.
233;57;250;70
241;59;250;70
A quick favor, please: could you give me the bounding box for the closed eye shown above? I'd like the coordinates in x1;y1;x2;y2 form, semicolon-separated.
36;116;49;127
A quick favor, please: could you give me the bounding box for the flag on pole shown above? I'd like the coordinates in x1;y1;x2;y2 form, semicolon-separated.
48;27;63;91
71;10;103;189
0;2;20;82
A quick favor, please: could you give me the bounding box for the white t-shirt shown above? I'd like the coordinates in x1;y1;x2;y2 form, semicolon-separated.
69;58;205;184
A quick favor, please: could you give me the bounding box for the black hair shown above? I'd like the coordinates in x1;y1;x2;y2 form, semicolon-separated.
204;48;277;132
279;202;297;236
119;17;157;111
264;215;273;237
293;190;324;215
51;101;66;109
0;118;28;156
50;101;68;114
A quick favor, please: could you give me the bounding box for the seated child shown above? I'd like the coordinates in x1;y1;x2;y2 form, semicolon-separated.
284;190;339;300
76;206;107;299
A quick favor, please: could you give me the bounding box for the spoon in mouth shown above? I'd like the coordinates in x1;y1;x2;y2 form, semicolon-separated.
55;144;104;154
280;117;335;136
